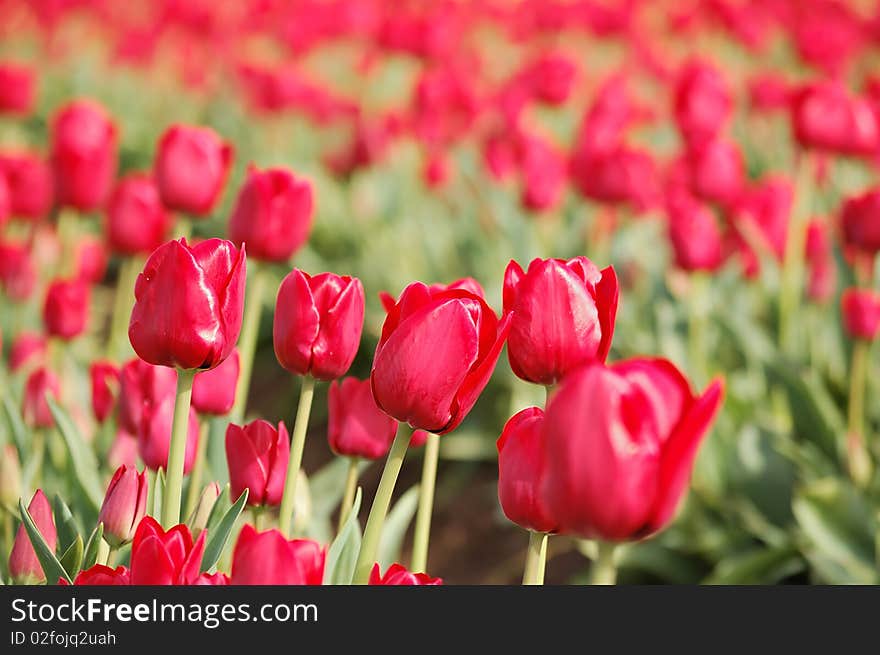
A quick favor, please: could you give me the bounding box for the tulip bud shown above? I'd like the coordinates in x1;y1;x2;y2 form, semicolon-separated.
570;145;660;210
98;465;148;547
666;192;724;272
372;281;510;433
0;444;21;511
841;288;880;341
273;269;365;380
791;81;879;156
0;152;53;220
729;176;793;265
117;358;178;434
191;348;239;415
683;138;744;207
328;377;398;459
50;100;118;211
9;331;45;372
519;135;565;212
503;257;618;385
75;236;108;284
90;361;120;424
154;125;233;216
0;62;35;115
106;174;172;256
805;220;836;304
9;490;57;584
0;240;36;301
542;359;723;541
674;59;732;147
129;516;206;584
108;428;138;469
225;420;289;507
230;524;325;584
128;238;246;370
841;188;880;257
43;278;90;340
522;52;576;106
138;393;200;474
369;563;442;585
228;166;314;262
188;481;221;539
23;367;60;428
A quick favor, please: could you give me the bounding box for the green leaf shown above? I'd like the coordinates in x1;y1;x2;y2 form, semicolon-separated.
377;484;420;569
201;489;248;573
52;495;80;554
18;498;71;585
152;468;165;519
1;396;27;458
46;398;103;512
324;488;362;585
82;523;104;570
703;545;804;584
309;458;369;520
59;535;84;578
204;484;231;535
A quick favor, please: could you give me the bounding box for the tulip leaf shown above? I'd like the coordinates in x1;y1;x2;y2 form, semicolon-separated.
204;484;231;536
201;488;248;573
46;398;103;512
324;488;362;585
152;468;165;519
702;544;804;584
309;457;369;520
377;484;420;569
18;498;72;585
52;494;80;554
59;535;84;578
1;396;27;459
82;523;104;570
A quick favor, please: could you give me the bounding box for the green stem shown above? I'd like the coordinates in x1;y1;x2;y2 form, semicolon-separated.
174;217;193;241
277;376;316;537
107;257;140;361
589;541;618;585
778;152;813;355
55;209;78;278
161;368;196;527
96;538;110;567
688;273;709;387
337;457;360;533
251;507;264;531
522;531;549;585
183;421;210;520
353;426;411;584
847;339;872;487
231;264;267;422
410;432;440;572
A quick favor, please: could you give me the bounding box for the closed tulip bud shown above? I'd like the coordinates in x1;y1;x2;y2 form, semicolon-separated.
841;288;880;341
542;359;723;541
129;516;206;585
230;524;325;585
188;481;221;539
497;407;555;533
98;465;148;547
369;563;442;585
503;257;618;385
791;81;879;156
0;62;35;115
520;135;565;212
674;59;732;147
191;348;239;415
371;281;511;433
106;174;172;256
273;269;364;380
841;189;880;256
90;361;120;423
570;145;660;210
117;358;178;434
0;152;53;220
67;565;130;585
0;241;36;301
43;278;90;340
9;331;45;372
128;238;246;370
684;138;744;207
154;125;233;216
666;192;724;272
75;236;108;284
108;428;138;469
9;490;57;584
0;444;21;511
228;166;314;262
138;393;200;474
23;367;60;428
225;420;289;507
328;377;398;459
523;53;577;106
50;100;117;211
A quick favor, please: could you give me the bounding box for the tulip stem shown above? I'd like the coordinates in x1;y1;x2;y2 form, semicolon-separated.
337;457;360;533
522;531;549;585
353;426;411;584
278;376;316;537
161;368;196;528
107;256;140;361
846;339;873;487
410;432;439;573
688;273;709;387
231;263;267;422
251;507;264;531
184;421;210;520
589;541;618;585
97;538;110;567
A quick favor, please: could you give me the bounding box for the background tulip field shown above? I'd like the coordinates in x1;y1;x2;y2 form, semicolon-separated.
2;0;880;586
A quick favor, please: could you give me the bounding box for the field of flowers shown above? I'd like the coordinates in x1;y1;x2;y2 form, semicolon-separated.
1;0;880;586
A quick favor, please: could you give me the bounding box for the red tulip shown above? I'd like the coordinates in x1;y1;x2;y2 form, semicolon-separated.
673;59;732;147
9;490;56;584
0;240;36;301
369;563;442;585
43;278;90;340
67;565;131;585
503;257;618;385
541;359;723;541
50;100;117;211
191;348;240;415
154;125;233;216
194;572;229;585
230;524;325;585
117;357;178;434
371;281;511;433
841;188;880;257
98;465;148;547
108;428;138;470
497;407;555;533
106;174;172;256
0;151;53;220
228;166;314;262
666;192;724;272
90;361;120;423
522;52;577;106
328;377;398;459
805;220;836;303
729;176;793;265
129;238;246;370
0;174;8;227
520;134;566;212
9;331;45;372
410;430;430;448
138;392;200;474
225;419;289;507
791;81;879;156
841;288;880;341
75;236;108;284
423;151;451;190
129;516;206;585
570;145;660;210
747;73;792;112
682;138;744;207
23;367;60;428
273;269;364;380
0;62;35;115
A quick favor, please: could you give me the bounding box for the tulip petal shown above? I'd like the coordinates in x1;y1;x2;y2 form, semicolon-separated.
309;275;365;380
502;260;524;312
273;269;319;375
595;266;619;362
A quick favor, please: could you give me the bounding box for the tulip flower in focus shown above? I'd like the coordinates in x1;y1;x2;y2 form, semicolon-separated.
66;565;131;585
231;524;325;584
90;361;120;423
98;465;148;547
129;516;206;584
192;348;239;415
328;377;398;459
0;62;35;115
23;367;60;428
8;490;57;584
841;289;880;341
503;257;618;385
106;174;172;255
369;563;442;585
43;278;90;340
225;419;290;506
273;269;364;380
